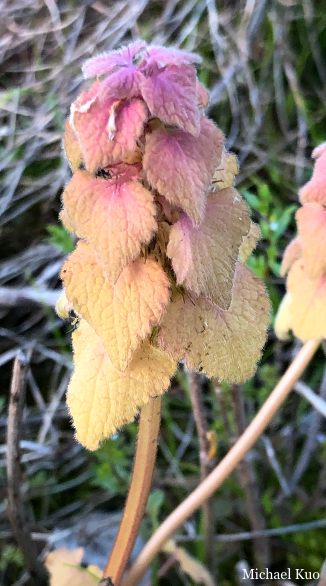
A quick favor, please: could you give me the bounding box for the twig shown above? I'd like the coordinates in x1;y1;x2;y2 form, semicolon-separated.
294;380;326;418
230;384;270;571
122;339;320;586
6;349;49;586
289;365;326;491
102;396;162;586
187;370;215;573
0;285;60;307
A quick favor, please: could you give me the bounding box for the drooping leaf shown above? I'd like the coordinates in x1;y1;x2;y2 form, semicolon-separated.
72;90;148;173
140;64;200;135
62;170;157;283
283;259;326;341
167;188;250;309
296;203;326;279
62;241;170;371
67;320;176;449
299;143;326;205
143;118;223;224
158;263;270;382
239;222;260;263
213;149;238;189
280;236;302;276
64;120;83;171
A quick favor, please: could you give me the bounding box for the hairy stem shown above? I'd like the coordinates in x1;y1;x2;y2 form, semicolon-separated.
122;339;320;586
187;370;215;573
102;396;162;586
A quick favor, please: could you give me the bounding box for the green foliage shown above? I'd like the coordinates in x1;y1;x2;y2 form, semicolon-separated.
45;224;75;253
0;546;23;572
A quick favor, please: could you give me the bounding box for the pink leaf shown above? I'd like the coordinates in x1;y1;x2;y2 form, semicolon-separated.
98;66;145;100
62;170;157;283
73;95;148;173
142;45;201;69
82;40;147;78
143;118;224;225
296;203;326;279
167;188;250;309
299;146;326;205
141;64;200;135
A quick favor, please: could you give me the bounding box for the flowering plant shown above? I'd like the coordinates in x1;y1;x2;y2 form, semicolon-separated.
275;142;326;341
57;40;270;450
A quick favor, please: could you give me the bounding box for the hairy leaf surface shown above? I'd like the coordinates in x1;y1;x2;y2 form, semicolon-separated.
143;118;223;224
72;89;147;172
62;170;157;283
68;320;176;449
141;64;200;135
62;242;170;371
167;188;250;308
158;263;270;381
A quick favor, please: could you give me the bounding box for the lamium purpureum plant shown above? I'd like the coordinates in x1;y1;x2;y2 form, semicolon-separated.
57;40;270;451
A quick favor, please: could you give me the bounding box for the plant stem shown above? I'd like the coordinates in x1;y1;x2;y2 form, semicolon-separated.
102;396;162;586
122;339;320;586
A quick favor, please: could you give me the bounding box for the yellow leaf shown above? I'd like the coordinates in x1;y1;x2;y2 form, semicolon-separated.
284;259;326;341
62;241;170;371
163;540;215;586
239;222;260;263
45;547;101;586
213;149;238;189
274;292;293;341
158;263;270;382
68;319;176;449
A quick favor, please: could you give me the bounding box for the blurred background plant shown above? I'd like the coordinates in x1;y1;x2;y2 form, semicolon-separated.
1;1;326;584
